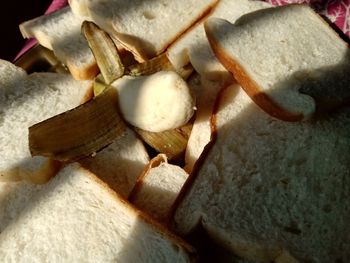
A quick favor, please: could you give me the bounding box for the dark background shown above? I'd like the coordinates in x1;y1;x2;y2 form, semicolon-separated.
0;1;51;61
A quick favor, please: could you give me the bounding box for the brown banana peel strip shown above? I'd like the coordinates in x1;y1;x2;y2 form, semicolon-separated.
93;74;107;96
135;122;193;160
127;53;174;76
29;88;126;162
82;21;124;84
127;53;193;79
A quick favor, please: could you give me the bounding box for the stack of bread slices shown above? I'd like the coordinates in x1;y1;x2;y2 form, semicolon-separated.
1;0;350;262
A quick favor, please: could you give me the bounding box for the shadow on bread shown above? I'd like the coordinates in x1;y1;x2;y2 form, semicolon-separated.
86;0;162;59
173;82;350;262
0;170;196;262
80;145;148;199
206;6;350;122
271;49;350;117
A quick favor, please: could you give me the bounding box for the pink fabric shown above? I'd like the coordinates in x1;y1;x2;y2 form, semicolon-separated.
14;0;68;61
44;0;68;14
265;0;350;39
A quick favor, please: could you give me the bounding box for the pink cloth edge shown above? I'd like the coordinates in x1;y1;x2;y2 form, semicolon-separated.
13;0;68;62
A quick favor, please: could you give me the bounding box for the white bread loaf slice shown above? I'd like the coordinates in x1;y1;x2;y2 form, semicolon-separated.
0;130;148;232
0;163;196;262
0;69;92;183
205;4;350;121
0;59;27;98
184;74;233;173
0;181;42;233
80;127;149;198
19;6;99;80
174;83;350;262
68;0;91;18
167;0;271;80
129;154;188;223
76;0;218;61
68;0;128;56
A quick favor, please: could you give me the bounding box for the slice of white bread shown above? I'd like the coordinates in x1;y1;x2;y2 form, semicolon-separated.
0;180;45;237
20;6;99;80
68;0;91;18
68;0;129;56
0;163;196;262
0;59;27;98
167;0;271;80
0;128;148;233
205;4;350;121
80;127;149;198
74;0;218;61
0;181;42;234
174;84;350;262
129;154;188;223
184;74;233;173
0;66;92;183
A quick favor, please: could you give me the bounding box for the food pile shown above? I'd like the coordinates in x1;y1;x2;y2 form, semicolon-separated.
0;0;350;262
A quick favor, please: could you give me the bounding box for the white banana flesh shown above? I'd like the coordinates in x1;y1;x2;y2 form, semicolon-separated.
111;71;195;132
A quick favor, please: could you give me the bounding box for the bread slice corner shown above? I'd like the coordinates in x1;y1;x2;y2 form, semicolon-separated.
19;6;98;80
204;4;350;121
129;154;189;223
0;163;197;262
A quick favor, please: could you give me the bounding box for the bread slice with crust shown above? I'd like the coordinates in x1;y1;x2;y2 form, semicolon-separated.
0;66;92;183
0;59;27;98
68;0;90;18
184;73;233;173
205;4;350;121
20;6;98;80
167;0;271;81
129;154;188;223
80;127;149;198
0;163;196;262
173;83;350;262
73;0;218;61
0;181;43;234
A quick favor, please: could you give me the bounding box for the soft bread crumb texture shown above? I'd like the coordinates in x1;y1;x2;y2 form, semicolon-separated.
0;72;91;181
175;84;350;263
132;161;188;222
0;60;27;98
20;6;98;80
205;5;350;119
82;0;218;60
185;74;230;173
0;164;193;262
0;181;42;233
80;127;149;198
167;0;271;80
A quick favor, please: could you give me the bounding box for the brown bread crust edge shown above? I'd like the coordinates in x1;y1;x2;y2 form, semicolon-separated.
204;22;303;122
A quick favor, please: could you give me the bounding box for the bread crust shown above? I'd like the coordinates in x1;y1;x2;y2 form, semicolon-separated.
205;25;303;122
0;86;92;184
80;84;94;104
169;83;227;229
67;60;99;80
113;0;219;61
80;165;198;261
128;154;167;201
172;84;302;262
25;159;63;184
0;159;62;184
